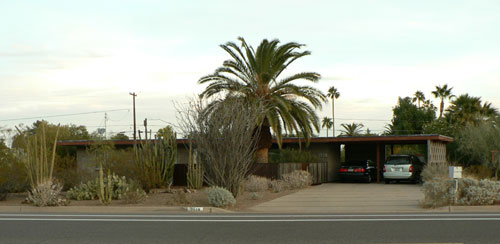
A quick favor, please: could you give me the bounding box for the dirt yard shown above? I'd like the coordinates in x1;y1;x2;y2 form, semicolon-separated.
0;186;301;211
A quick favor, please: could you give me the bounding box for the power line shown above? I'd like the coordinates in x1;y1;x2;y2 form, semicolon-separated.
0;109;129;122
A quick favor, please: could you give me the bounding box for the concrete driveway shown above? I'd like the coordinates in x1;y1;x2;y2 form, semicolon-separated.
248;182;426;213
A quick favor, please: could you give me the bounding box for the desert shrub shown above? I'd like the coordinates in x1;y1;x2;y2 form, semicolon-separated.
463;165;494;180
269;180;286;193
269;148;318;164
421;179;455;208
244;175;269;192
67;174;145;201
206;186;236;208
457;179;500;205
122;188;148;204
421;163;449;183
0;182;8;201
282;170;313;189
179;98;263;197
0;158;29;193
27;181;68;207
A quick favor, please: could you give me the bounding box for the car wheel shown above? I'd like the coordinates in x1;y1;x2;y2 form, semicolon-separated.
384;179;390;184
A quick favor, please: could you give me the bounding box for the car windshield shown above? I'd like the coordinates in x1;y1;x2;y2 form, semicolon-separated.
342;161;366;166
385;157;410;165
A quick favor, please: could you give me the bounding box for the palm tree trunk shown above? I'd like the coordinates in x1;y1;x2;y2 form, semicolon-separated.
326;128;329;137
332;99;335;137
255;120;272;164
439;99;444;118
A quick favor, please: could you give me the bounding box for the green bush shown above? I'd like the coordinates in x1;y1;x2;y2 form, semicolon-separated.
206;186;236;208
67;173;145;201
0;149;29;193
269;149;318;164
282;170;313;189
244;175;269;192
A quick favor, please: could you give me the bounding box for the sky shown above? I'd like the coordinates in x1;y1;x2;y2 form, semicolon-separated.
1;0;499;142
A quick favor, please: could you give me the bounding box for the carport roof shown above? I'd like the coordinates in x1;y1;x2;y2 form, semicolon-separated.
281;134;453;144
58;134;452;147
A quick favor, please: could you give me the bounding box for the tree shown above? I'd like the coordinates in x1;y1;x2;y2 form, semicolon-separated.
110;132;129;140
445;94;499;126
340;122;364;136
178;97;263;197
388;97;436;135
454;119;500;175
321;117;333;137
432;84;454;118
327;86;340;136
199;37;326;163
156;126;175;139
412;90;425;108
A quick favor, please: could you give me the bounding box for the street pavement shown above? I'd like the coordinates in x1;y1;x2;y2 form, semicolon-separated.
0;213;499;244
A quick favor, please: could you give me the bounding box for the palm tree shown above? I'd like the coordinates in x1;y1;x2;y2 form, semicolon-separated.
339;122;364;136
327;86;340;136
446;94;499;126
432;84;454;118
412;90;425;107
199;37;326;163
321;117;333;137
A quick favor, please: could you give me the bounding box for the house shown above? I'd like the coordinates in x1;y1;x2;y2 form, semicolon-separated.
58;134;452;184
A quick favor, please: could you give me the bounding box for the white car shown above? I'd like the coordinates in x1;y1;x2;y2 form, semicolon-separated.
383;155;424;184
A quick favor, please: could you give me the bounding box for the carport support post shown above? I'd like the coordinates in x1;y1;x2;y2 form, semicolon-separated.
377;143;381;183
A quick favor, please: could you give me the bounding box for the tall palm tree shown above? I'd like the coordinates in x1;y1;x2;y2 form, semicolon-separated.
412;90;425;108
327;86;340;136
340;122;364;136
432;84;454;118
321;117;333;137
199;37;326;163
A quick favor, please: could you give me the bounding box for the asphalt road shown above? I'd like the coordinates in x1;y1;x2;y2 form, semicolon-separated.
0;213;498;244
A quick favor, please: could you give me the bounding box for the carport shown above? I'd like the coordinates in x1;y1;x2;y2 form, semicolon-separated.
280;134;453;183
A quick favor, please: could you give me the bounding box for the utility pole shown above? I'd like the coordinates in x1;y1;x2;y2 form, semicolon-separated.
104;112;108;139
144;118;148;141
129;92;137;143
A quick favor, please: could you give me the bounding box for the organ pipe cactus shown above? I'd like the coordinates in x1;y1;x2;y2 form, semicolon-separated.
135;126;177;191
187;139;203;189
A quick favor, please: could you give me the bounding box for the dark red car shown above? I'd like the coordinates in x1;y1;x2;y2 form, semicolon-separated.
338;160;377;183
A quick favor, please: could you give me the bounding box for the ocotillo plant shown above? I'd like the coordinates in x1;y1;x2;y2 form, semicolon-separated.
187;140;203;189
22;123;60;188
135;127;177;191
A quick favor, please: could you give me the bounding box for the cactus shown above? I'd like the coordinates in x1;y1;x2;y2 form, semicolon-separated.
97;165;113;205
187;140;203;189
135;126;177;191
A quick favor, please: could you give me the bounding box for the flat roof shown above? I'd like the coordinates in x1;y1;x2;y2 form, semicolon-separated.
57;134;452;147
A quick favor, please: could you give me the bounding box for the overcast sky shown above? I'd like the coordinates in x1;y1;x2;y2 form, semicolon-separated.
1;0;499;140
